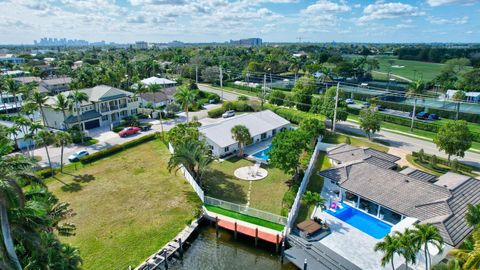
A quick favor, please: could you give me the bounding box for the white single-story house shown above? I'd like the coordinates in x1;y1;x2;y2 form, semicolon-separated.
140;76;177;88
199;110;290;157
445;89;480;103
139;87;176;108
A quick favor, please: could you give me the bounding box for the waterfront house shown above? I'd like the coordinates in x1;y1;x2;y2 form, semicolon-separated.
199;110;290;157
43;85;139;130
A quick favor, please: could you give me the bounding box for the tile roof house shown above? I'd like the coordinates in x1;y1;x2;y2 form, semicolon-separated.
327;143;400;169
42;85;139;130
139;87;176;108
319;161;480;247
199;110;290;157
39;77;72;94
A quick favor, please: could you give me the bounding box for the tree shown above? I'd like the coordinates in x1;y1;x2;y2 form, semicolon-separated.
148;83;165;137
174;86;197;123
292;76;316;112
412;224;444;270
167;122;200;145
230;125;252;157
321;86;348;130
457;69;480;91
268;90;286;106
301;191;326;210
54;131;73;173
466;204;480;228
201;66;220;84
29;91;50;127
452;91;466;102
406;80;424;131
54;93;71;130
395;229;419;269
450;229;480;269
269;129;309;176
374;234;402;270
68;90;89;143
167;139;213;186
36;130;55;175
4;79;21;116
433;120;472;163
299;118;325;146
359;107;381;140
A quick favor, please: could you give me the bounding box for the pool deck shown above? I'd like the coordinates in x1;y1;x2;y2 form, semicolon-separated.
245;138;272;163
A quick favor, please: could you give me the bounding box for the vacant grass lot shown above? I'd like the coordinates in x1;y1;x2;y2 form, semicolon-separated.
203;157;292;215
323;132;389;152
47;140;202;270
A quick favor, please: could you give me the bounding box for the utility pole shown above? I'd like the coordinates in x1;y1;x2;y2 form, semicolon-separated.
219;66;223;100
410;97;417;132
332;82;340;133
262;73;266;109
195;65;198;84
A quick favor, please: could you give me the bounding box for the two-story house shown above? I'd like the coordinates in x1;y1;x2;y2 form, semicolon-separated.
39;77;72;94
43;85;139;130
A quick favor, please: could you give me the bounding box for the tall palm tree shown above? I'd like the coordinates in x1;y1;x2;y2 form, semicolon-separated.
0;76;7;112
412;223;444;270
231;125;252;157
289;57;300;83
174;86;196;123
4;79;21;116
466;203;480;228
406;80;424;131
301;191;326;210
54;131;72;173
395;229;419;269
36;130;55;175
25;121;42;158
167;140;212;186
53;93;71;130
374;234;402;270
450;229;480;269
28;92;49;127
68;90;89;143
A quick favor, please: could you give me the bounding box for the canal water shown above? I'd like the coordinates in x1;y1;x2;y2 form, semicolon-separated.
170;225;297;270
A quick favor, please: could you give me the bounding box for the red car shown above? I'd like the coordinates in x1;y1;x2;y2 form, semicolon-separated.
118;126;141;137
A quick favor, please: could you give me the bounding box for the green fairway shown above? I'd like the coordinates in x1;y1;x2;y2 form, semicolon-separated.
374;55;445;82
47;140;202;270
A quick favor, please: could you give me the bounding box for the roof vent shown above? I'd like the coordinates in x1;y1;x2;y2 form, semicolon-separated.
404;179;410;183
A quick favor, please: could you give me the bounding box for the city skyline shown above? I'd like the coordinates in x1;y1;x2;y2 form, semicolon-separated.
0;0;479;44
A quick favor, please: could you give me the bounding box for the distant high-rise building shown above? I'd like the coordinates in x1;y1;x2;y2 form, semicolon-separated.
135;41;148;49
229;38;262;46
34;37;90;46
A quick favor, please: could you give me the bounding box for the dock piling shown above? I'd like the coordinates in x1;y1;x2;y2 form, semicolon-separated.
163;249;168;270
255;227;258;247
215;216;219;238
280;241;285;263
275;234;279;253
303;258;307;270
178;238;183;260
234;222;237;240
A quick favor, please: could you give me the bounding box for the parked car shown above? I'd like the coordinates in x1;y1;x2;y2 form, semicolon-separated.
416;112;430;120
222;110;235;118
140;125;152;131
345;98;355;104
376;105;385;111
361;102;370;108
68;150;89;162
118;126;141;137
428;114;439;120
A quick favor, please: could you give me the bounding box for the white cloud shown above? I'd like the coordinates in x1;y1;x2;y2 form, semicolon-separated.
426;0;479;7
301;0;351;14
427;16;468;25
358;2;425;23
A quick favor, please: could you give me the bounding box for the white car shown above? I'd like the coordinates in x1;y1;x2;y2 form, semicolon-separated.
345;98;355;104
222;110;235;118
68;150;89;162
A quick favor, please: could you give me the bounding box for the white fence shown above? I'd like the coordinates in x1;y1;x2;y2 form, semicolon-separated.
168;142;205;203
285;136;323;231
205;196;287;225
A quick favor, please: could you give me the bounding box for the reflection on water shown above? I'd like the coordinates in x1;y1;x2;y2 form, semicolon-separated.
170;225;297;270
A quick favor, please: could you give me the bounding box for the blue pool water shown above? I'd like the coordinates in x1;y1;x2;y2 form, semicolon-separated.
252;145;272;161
326;204;392;239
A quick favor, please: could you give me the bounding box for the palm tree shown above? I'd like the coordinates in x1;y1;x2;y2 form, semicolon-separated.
23;121;42;157
29;91;50;127
289;57;300;83
431;259;461;270
412;223;444;270
36;130;55;175
68;90;89;143
0;76;7;112
450;229;480;269
54;131;73;173
301;191;326;210
167;140;212;186
231;125;252;157
466;203;480;228
406;80;424;131
53;93;71;130
374;234;402;270
396;229;419;269
174;86;196;123
4;79;21;116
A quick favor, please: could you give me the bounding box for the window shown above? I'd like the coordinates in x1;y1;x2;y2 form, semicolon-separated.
102;115;108;121
131;109;138;115
224;146;230;152
261;133;266;140
359;198;379;216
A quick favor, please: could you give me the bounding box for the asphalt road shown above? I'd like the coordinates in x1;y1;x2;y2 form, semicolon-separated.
198;84;260;101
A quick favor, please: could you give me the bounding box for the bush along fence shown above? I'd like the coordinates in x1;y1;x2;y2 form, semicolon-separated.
168;142;205;202
285;136;323;231
411;151;473;173
263;104;325;124
347;107;480;143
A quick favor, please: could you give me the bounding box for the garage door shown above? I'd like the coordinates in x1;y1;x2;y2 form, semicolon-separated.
84;119;100;130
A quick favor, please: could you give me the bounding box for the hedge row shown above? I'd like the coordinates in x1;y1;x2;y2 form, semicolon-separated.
79;133;159;164
412;151;472;173
264;104;324;124
207;101;255;118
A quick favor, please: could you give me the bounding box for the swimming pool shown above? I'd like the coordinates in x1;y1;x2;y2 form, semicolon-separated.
252;145;272;161
326;204;392;239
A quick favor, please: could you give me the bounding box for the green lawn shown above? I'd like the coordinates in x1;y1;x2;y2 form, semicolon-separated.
204;205;284;231
323;132;390;152
406;154;478;178
47;140;202;270
203;157;292;215
295;152;332;224
373;55;446;82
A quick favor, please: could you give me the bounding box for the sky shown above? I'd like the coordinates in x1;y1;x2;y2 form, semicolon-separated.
0;0;479;44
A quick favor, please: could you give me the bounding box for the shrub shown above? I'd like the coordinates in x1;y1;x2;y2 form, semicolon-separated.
36;168;55;178
237;95;249;101
264;104;324;124
207;107;225;118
